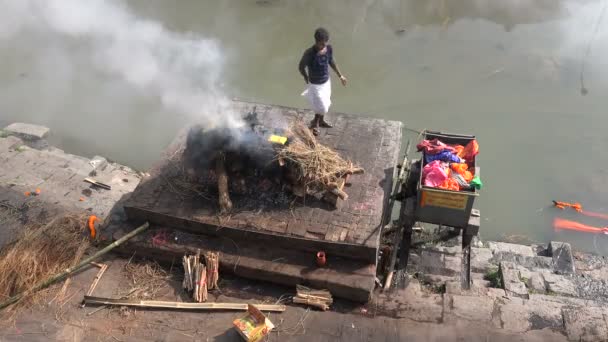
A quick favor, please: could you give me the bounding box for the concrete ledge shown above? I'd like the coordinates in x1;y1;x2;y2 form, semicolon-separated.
4;122;50;140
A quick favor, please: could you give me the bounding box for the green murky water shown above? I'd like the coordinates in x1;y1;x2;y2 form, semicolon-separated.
1;0;608;252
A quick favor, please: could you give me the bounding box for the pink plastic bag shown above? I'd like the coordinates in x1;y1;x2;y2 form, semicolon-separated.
422;160;448;187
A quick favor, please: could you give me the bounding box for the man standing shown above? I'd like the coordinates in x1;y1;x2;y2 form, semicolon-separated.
299;27;347;136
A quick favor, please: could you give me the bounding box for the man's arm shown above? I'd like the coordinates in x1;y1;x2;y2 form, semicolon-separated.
330;59;347;86
329;60;342;78
298;50;310;84
328;46;347;86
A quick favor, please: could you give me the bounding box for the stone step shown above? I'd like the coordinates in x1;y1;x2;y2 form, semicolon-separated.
4;122;50;140
102;223;376;302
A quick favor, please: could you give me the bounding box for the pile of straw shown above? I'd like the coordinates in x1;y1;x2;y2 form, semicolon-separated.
0;213;90;310
277;122;363;191
122;261;171;300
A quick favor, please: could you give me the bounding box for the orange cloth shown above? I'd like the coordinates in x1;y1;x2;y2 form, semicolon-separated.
439;178;460;191
461;140;479;161
450;163;474;182
88;215;98;239
553;201;582;212
453;145;465;157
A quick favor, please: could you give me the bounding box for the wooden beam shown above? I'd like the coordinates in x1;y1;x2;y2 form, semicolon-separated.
83;296;286;312
383;198;414;290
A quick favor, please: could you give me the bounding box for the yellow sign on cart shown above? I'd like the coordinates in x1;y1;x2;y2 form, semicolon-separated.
420;190;468;210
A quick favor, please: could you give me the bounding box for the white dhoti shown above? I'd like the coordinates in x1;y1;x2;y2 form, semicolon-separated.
301;79;331;114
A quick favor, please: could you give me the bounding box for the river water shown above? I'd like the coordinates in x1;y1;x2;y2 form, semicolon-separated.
1;0;608;252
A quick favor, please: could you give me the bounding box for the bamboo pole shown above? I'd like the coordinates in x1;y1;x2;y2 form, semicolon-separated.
83;296;286;312
0;222;150;311
384;198;414;290
81;263;108;308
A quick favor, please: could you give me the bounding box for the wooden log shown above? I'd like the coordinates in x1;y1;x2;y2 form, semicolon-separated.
344;167;365;175
291;183;307;198
0;222;150;311
293;285;333;311
204;252;219;290
328;187;348;200
83;296;286;312
193;263;200;302
293;297;330;311
215;152;232;213
323;175;349;206
200;265;207;302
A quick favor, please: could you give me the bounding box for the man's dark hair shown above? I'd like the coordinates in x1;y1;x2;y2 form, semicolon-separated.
314;27;329;42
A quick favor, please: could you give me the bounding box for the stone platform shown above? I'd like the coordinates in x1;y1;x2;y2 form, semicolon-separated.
0;124;141;247
123;101;402;263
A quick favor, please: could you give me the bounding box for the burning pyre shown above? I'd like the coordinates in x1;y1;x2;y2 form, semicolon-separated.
184;109;364;213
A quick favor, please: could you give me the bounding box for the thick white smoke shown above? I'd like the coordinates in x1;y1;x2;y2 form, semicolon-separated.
0;0;243;129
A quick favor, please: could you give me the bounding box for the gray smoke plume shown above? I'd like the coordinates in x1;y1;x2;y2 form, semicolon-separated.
0;0;243;130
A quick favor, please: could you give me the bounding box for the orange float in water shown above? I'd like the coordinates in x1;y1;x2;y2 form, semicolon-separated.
553;200;582;212
580;210;608;221
553;218;608;235
552;200;608;219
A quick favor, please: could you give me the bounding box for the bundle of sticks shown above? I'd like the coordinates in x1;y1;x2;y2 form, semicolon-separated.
182;250;220;303
292;284;333;311
277;122;364;205
204;251;219;290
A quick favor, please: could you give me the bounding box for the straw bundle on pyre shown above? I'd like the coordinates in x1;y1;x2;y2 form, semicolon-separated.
183;110;364;213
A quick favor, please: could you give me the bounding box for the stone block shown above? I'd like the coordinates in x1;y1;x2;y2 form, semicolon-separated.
563;307;608;342
544;273;578;297
89;155;108;170
471;247;493;272
443;255;462;276
527;273;546;293
488;242;535;257
446;294;496;323
417;250;445;275
0;136;23;151
378;281;444;323
432;245;462;256
549;241;575;275
445;280;461;295
4;122;50;140
501;295;566;333
517;265;535;280
493;253;553;271
500;262;529;298
500;301;531;332
528;294;589;308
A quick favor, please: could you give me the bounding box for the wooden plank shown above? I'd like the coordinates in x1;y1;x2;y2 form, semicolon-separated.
83;296;286;312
